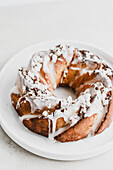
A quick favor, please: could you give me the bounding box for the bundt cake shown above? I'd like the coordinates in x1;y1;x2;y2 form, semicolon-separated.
10;44;113;142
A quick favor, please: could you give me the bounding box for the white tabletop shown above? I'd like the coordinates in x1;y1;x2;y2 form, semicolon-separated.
0;0;113;169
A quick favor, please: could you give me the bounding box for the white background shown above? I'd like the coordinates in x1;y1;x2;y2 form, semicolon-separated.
0;0;57;6
0;0;113;169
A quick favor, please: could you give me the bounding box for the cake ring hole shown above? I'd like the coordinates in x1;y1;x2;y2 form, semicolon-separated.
54;85;76;99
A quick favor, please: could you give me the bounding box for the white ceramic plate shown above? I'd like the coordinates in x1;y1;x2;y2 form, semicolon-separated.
0;40;113;161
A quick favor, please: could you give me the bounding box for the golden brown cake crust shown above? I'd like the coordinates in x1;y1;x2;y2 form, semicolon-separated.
55;114;97;142
23;118;49;137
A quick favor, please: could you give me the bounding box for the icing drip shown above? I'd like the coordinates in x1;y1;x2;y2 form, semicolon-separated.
58;58;64;62
70;67;80;71
20;114;42;122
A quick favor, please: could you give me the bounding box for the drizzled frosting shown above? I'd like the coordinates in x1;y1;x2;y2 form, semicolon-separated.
11;44;113;140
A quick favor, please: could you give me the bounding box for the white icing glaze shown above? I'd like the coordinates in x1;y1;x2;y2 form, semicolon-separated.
72;49;102;64
70;67;80;71
58;58;64;62
19;114;42;122
48;124;70;141
85;82;111;133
